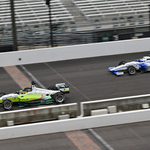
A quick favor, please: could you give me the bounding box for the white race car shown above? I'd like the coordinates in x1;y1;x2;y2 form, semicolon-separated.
109;54;150;76
0;81;70;110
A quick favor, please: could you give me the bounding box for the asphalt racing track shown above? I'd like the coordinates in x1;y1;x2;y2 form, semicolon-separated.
1;51;150;150
22;51;150;103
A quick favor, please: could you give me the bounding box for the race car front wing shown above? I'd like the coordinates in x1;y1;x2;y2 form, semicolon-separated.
109;67;124;76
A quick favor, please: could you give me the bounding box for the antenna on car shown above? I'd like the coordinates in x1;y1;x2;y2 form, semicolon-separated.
31;81;36;89
31;81;36;85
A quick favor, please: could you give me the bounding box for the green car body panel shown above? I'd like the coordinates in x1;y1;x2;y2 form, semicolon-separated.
0;93;55;108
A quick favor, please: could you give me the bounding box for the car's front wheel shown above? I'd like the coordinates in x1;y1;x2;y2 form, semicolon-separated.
2;99;13;110
128;66;136;75
52;92;65;104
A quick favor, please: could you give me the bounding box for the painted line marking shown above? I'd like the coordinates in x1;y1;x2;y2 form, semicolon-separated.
4;66;31;89
66;130;102;150
44;63;91;101
88;129;115;150
20;65;46;88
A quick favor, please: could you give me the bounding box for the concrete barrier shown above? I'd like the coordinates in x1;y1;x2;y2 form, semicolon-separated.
1;93;150;127
58;114;70;120
80;94;150;116
1;109;150;140
0;103;77;127
107;105;117;113
1;94;150;140
142;103;149;109
91;109;108;116
7;121;14;126
0;38;150;67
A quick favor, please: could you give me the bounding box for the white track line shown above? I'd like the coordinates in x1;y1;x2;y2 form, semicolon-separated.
44;62;91;101
20;65;46;88
88;129;115;150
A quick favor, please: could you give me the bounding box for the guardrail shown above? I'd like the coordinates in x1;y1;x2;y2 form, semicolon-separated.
1;94;150;127
80;94;150;117
1;109;150;140
1;94;150;140
0;103;77;127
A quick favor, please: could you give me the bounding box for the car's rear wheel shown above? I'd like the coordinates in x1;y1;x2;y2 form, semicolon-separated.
2;99;13;110
0;92;6;97
52;92;65;104
128;66;136;75
118;61;127;65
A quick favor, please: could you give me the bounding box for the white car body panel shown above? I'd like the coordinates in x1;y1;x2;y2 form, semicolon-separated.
0;93;18;100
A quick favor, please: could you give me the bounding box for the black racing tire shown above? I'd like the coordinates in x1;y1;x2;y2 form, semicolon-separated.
0;92;6;97
52;92;66;104
48;86;58;90
127;66;136;75
118;61;127;66
2;99;13;110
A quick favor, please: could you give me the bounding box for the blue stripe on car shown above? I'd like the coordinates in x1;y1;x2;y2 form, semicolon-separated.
136;59;142;62
139;63;147;71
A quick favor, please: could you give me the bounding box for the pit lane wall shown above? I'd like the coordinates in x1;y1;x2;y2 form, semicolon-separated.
0;103;77;127
1;93;150;140
1;109;150;140
81;94;150;117
0;38;150;67
0;93;149;128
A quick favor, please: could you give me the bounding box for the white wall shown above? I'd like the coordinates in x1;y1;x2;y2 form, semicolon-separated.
80;93;150;116
0;38;150;67
1;109;150;140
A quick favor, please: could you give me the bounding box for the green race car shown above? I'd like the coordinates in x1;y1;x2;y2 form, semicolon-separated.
0;82;69;110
